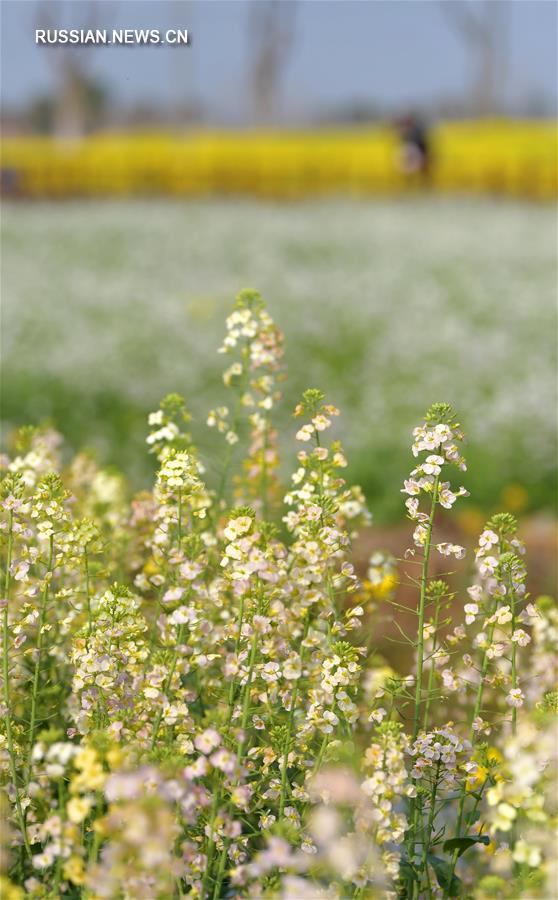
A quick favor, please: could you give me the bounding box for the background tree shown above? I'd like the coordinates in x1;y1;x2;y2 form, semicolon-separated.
439;0;510;116
248;0;297;125
34;0;109;137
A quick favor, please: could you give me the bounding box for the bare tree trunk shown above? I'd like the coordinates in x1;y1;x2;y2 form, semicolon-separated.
439;0;510;116
34;0;105;138
54;59;86;138
248;1;296;125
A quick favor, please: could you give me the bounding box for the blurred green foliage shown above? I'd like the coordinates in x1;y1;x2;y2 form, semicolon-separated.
2;198;556;519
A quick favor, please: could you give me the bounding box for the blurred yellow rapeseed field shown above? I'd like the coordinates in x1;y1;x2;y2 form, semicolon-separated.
1;120;556;199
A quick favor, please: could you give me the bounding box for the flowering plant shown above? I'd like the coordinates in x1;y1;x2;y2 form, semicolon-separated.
1;292;555;899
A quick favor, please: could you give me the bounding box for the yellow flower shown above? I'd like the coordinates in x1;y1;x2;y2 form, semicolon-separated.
456;507;486;538
143;557;160;577
487;783;504;806
67;795;93;824
93;816;109;839
74;746;97;769
466;773;482;792
72;747;106;792
501;483;528;513
513;839;542;868
106;745;124;769
525;793;547;823
486;747;503;765
0;877;24;900
364;574;398;600
492;802;517;832
467;746;503;791
63;855;86;886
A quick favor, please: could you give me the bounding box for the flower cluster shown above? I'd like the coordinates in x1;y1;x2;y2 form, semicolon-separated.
68;586;149;738
361;723;411;854
403;403;469;558
408;725;473;790
0;295;554;900
211;290;285;515
464;513;532;729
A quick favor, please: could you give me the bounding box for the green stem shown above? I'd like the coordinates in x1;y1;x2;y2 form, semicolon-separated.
471;624;495;734
260;413;270;520
313;733;329;775
510;581;518;738
278;691;298;819
210;610;261;900
84;548;92;646
2;512;32;858
300;734;329;819
407;476;439;873
463;777;488;833
509;576;519;864
412;475;439;741
445;620;496;896
225;595;245;727
200;786;221;898
314;432;339;623
210;826;229;900
421;763;440;896
423;591;442;731
177;488;183;543
25;534;54;787
150;623;185;750
85;792;103;878
238;630;259;753
278;616;310;819
53;778;65;892
215;348;250;509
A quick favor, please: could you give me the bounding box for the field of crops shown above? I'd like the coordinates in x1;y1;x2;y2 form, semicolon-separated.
2;121;556;200
1;284;557;898
2;196;556;520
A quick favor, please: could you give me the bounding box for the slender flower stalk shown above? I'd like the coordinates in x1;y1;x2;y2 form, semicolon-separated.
83;547;92;643
401;404;468;888
215;351;250;507
278;615;310;819
422;581;447;731
449;605;497;857
445;515;528;897
25;534;54;786
150;623;185;750
510;579;519;738
412;474;439;743
209;629;259;896
2;510;32;858
421;760;441;885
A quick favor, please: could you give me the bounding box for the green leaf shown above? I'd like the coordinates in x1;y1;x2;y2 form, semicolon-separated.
443;835;490;858
399;859;418;883
428;854;463;897
398;856;421;896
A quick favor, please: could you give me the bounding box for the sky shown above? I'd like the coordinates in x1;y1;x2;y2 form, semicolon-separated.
1;0;556;121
